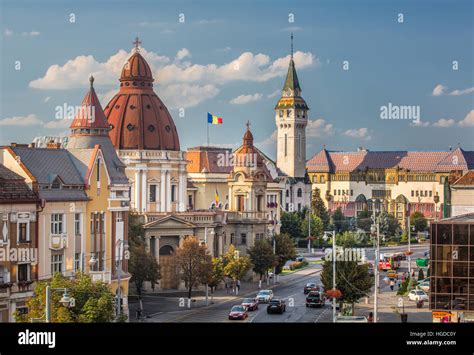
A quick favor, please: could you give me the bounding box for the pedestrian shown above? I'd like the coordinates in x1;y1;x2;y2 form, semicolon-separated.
258;279;262;289
237;280;241;292
368;312;374;322
397;279;401;289
225;282;229;294
390;279;395;291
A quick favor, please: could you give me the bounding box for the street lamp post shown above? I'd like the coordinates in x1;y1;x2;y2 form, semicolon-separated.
115;239;129;322
307;209;311;254
370;198;380;323
45;286;74;322
323;230;336;323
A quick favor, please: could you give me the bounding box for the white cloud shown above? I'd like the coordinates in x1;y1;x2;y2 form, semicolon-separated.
343;128;371;140
449;87;474;96
267;90;281;98
229;93;263;105
195;19;224;25
307;119;334;138
216;46;231;53
43;119;72;129
433;118;456;127
256;130;278;151
157;84;219;109
432;84;446;96
0;114;43;126
22;31;40;37
458;110;474;127
175;48;191;61
43;96;51;103
410;120;430;127
4;29;13;36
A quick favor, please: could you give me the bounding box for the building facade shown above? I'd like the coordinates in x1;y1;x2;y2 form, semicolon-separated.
0;164;39;322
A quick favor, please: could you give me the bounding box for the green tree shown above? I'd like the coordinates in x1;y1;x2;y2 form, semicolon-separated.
320;261;373;315
333;207;348;233
203;257;225;299
301;213;324;248
128;212;145;248
175;236;213;300
418;268;425;281
129;242;160;313
248;239;276;280
223;245;252;293
311;188;330;229
410;212;428;232
15;273;115;323
274;233;297;274
356;209;372;233
379;211;401;238
280;212;303;239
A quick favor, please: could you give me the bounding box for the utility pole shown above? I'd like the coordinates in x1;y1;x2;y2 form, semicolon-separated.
307;210;311;253
332;230;336;323
407;215;411;276
371;200;379;323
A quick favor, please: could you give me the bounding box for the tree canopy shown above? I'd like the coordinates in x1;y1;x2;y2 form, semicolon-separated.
247;239;276;279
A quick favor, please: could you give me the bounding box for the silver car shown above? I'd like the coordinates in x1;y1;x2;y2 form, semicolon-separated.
256;290;273;303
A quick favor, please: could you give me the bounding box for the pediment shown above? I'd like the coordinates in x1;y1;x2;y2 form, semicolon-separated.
144;214;197;229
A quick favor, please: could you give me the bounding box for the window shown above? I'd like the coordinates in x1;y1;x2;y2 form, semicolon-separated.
334;189;337;196
320;176;325;183
284;134;288;157
297;188;302;197
51;254;63;274
96;158;101;182
429;191;432;197
18;222;29;242
149;184;157;202
298;203;301;211
18;264;29;282
285;203;289;211
416;191;419;197
74;253;81;272
287;109;291;118
188;195;193;209
50;214;63;234
74;213;81;236
241;233;247;245
171;185;177;202
411;190;414;197
230;233;235;244
286;190;289;197
350;190;353;196
279;110;283;118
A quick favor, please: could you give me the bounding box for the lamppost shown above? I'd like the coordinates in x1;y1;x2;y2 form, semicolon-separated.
370;198;380;323
203;228;215;304
271;217;281;285
307;209;311;254
115;239;129;321
323;230;336;323
45;287;74;322
434;194;440;221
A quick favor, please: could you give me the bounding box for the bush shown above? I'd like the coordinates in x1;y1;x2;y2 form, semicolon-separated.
397;277;411;295
288;260;309;270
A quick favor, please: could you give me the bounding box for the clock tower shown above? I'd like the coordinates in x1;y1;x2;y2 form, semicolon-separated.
275;34;309;178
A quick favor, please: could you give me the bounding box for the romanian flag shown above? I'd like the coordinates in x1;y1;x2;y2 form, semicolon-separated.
215;189;219;205
207;112;223;125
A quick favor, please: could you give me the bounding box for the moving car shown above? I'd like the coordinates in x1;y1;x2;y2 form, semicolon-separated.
241;298;259;311
408;289;429;302
228;305;248;320
256;290;273;303
306;291;325;308
267;299;286;314
303;283;319;294
386;269;398;279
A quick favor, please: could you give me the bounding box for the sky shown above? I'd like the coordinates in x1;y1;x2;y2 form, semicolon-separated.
0;0;473;160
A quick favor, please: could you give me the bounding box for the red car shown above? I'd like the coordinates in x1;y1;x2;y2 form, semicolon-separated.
228;305;248;320
304;283;319;294
241;298;259;311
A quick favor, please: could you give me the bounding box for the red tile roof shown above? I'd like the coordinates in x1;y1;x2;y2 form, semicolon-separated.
452;171;474;186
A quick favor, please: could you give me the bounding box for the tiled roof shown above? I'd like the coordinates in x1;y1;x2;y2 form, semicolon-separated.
186;146;233;174
10;146;84;185
452;171;474;186
307;147;474;173
0;164;38;202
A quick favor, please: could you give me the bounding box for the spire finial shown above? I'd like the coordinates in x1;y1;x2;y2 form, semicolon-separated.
246;120;251;130
89;74;94;88
133;36;142;52
290;33;294;60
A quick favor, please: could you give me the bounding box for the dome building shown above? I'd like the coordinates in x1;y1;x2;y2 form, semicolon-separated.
104;39;187;213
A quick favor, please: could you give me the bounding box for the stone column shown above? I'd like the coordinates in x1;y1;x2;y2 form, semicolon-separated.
166;171;171;212
160;170;166;212
134;170;140;211
141;169;148;213
156;236;161;264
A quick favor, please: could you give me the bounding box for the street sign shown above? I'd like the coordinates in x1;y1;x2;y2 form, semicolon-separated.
432;311;454;318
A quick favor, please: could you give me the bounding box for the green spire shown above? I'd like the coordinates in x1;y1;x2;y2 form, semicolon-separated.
282;33;301;94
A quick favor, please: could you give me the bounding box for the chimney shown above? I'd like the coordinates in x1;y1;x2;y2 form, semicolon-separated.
29;142;35;148
47;140;61;149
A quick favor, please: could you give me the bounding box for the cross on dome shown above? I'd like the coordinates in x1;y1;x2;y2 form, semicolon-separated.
133;36;142;52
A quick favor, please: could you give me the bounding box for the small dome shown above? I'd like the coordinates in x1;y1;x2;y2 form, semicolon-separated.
120;51;153;83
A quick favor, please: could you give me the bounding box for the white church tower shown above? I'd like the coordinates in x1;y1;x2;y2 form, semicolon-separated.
275;34;309;179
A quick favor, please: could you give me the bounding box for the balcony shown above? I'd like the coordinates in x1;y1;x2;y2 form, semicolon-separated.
50;234;68;250
227;212;268;222
90;271;111;284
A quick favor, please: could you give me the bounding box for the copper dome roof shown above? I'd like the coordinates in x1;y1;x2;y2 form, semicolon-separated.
104;40;180;151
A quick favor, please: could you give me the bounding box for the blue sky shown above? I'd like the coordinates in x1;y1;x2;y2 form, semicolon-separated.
0;0;473;159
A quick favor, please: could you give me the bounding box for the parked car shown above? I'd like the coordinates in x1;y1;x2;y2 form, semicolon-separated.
296;255;305;262
241;298;259;311
267;299;286;314
256;290;273;303
228;305;248;320
306;291;325;308
304;283;319;294
417;280;430;292
408;289;429;302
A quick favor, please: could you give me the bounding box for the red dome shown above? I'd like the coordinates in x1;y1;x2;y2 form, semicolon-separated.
105;42;180;151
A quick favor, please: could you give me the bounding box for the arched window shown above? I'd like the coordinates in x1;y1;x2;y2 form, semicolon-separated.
297;188;302;197
159;245;174;256
286;190;289;197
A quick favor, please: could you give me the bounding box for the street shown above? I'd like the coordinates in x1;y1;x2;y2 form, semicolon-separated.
129;244;431;323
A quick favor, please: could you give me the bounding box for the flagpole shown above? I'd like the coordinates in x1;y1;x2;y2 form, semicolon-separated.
207;122;210;147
